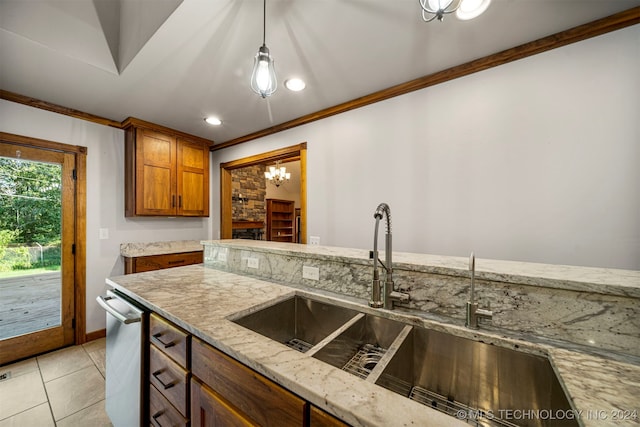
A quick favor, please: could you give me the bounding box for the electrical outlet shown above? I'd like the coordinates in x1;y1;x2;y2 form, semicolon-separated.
302;265;320;281
309;236;320;246
247;257;259;269
99;228;109;240
217;249;228;262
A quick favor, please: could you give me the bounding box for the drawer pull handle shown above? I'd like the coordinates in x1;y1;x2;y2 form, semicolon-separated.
168;259;185;265
152;369;175;390
152;333;175;348
151;410;166;426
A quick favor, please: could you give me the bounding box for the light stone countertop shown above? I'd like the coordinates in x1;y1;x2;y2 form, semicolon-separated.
120;240;204;257
107;264;640;427
202;240;640;298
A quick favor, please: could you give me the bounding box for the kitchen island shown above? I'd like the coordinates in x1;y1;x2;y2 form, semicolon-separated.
106;241;640;427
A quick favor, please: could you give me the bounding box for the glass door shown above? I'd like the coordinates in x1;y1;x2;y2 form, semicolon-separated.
0;142;76;364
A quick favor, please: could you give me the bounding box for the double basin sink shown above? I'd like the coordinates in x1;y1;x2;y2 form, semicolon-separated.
233;295;577;427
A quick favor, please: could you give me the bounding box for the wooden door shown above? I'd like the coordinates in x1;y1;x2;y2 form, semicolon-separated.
136;128;177;215
176;138;209;217
0;142;76;364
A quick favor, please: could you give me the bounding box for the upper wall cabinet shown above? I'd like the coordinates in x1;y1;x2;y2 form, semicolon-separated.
124;118;211;217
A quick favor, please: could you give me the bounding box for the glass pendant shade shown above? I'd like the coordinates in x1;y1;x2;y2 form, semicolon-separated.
251;45;277;98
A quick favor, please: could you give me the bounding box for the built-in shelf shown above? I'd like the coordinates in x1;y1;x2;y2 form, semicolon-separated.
266;199;295;243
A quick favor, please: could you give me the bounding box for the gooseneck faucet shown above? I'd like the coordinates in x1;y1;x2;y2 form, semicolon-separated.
369;203;410;309
465;252;493;329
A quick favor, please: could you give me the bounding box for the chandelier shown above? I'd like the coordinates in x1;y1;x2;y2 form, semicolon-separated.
250;0;277;98
419;0;491;23
264;161;290;187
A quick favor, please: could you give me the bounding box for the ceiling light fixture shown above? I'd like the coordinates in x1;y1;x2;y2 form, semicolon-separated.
285;78;306;92
264;160;290;187
250;0;277;98
419;0;490;23
204;116;222;126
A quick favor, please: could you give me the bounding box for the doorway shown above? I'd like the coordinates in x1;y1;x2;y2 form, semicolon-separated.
0;133;86;365
220;143;307;243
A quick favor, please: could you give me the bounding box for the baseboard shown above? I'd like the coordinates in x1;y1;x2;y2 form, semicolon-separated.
85;328;106;342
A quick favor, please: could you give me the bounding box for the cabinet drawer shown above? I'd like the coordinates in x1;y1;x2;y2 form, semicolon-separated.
310;406;349;427
192;338;306;427
150;345;189;416
191;378;255;427
150;313;190;368
134;251;203;273
150;383;189;427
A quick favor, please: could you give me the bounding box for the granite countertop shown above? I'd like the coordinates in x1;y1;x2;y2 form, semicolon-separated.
120;240;204;257
106;265;640;427
203;240;640;298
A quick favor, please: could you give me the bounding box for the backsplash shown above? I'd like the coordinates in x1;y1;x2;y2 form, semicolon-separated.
203;241;640;358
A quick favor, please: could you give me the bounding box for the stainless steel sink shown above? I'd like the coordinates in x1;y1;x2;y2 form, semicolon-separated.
232;295;359;353
233;295;577;426
311;313;407;380
375;327;578;427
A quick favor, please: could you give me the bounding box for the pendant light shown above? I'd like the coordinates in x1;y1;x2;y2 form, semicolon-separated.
251;0;277;98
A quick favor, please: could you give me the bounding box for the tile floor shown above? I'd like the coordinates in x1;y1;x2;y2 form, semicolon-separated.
0;338;112;427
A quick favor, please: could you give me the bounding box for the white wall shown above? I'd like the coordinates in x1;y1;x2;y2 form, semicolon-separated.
211;26;640;270
0;100;210;333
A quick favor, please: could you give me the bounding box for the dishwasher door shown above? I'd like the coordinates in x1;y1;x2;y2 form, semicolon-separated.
97;289;146;427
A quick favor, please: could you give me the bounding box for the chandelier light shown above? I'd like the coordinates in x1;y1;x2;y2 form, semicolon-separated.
419;0;491;23
264;160;290;187
251;0;277;98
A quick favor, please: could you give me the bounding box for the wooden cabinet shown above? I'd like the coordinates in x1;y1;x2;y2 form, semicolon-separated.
192;337;306;426
124;251;203;274
149;313;191;426
124;118;210;217
146;313;349;427
266;199;295;242
310;406;350;427
191;378;256;427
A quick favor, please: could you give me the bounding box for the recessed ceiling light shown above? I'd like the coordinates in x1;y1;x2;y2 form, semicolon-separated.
456;0;491;20
284;78;306;92
204;116;222;126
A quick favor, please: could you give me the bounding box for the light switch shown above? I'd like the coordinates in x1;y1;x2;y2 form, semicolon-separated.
99;228;109;239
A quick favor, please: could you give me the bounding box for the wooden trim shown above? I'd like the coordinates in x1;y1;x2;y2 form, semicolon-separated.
220;143;307;241
0;132;87;154
121;117;215;147
61;153;76;346
85;328;106;342
299;148;307;244
211;7;640;151
0;90;122;128
75;150;87;345
220;168;233;239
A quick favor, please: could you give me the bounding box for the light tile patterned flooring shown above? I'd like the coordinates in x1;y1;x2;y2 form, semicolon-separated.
0;338;112;427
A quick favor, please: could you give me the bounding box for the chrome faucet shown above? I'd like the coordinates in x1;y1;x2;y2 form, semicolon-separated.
465;252;493;329
369;203;410;309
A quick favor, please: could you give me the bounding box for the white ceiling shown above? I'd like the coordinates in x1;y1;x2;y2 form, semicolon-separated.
1;0;638;144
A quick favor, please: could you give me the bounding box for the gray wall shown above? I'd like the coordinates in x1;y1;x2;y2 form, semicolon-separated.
210;26;640;270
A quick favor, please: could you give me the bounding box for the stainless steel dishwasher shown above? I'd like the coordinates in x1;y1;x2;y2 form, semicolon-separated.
97;289;147;427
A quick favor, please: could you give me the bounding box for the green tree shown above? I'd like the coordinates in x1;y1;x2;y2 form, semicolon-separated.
0;157;62;245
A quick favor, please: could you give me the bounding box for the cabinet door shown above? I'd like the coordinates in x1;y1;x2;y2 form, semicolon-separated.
177;138;209;217
136;128;177;215
191;378;256;427
310;406;349;427
192;338;306;426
